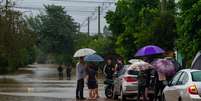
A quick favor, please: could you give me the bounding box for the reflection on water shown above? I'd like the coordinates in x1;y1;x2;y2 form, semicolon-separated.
0;64;105;100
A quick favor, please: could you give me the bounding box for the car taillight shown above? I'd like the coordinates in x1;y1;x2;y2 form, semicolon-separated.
188;85;198;95
123;76;137;82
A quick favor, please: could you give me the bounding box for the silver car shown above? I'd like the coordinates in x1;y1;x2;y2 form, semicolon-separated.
163;69;201;101
113;65;154;101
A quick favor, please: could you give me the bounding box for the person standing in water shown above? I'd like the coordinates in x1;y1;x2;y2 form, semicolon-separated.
76;57;86;100
57;65;63;80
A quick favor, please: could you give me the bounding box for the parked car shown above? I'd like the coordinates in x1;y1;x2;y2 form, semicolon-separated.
113;65;154;101
163;69;201;101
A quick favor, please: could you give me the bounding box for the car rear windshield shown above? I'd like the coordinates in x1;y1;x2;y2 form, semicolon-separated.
191;71;201;81
128;70;138;75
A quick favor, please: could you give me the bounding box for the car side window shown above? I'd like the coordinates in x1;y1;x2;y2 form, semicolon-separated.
181;72;189;85
171;72;183;86
119;69;125;76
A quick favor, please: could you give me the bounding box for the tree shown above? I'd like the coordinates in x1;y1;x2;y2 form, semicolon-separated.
176;0;201;66
106;0;177;61
0;5;36;73
27;5;78;64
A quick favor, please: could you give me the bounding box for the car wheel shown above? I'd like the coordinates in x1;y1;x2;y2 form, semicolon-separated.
120;88;126;101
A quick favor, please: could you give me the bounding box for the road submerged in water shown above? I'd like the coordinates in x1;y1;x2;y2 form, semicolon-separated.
0;64;115;101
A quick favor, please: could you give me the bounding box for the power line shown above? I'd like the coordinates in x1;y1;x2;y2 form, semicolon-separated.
13;6;97;12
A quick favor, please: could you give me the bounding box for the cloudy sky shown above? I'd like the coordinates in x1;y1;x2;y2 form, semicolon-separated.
3;0;116;34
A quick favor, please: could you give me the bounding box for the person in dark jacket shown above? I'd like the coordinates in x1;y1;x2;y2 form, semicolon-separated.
115;58;124;75
103;59;115;79
66;64;72;80
137;70;147;101
57;65;63;80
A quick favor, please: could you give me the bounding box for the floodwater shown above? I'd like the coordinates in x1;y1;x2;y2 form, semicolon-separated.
0;64;112;101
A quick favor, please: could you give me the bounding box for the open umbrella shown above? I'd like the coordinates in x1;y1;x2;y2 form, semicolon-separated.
73;48;96;57
135;45;165;57
84;54;104;62
130;61;153;71
152;59;176;76
128;59;144;64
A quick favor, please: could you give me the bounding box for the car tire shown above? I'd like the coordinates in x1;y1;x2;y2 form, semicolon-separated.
120;89;126;101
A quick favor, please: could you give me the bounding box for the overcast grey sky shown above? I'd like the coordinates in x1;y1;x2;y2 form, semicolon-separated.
7;0;116;34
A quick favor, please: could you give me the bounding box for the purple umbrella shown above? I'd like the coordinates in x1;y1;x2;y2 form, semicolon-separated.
135;45;165;57
152;59;176;76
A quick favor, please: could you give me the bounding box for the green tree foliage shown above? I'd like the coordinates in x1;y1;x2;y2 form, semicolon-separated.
27;5;78;64
0;7;36;73
106;0;177;60
176;0;201;65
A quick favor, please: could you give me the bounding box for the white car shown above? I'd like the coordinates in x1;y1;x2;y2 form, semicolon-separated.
163;69;201;101
113;65;154;101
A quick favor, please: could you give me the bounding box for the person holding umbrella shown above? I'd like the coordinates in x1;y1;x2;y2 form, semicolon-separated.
152;59;176;101
74;48;96;100
85;63;98;100
130;60;152;101
84;54;104;99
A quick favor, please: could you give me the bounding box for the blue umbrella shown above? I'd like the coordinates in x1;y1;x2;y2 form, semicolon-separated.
84;54;104;62
135;45;165;57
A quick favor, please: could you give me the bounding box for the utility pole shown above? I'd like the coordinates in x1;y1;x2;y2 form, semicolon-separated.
87;17;90;36
98;6;100;35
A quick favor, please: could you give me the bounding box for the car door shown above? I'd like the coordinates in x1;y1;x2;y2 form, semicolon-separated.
164;72;183;101
114;69;125;95
117;69;126;94
172;72;189;101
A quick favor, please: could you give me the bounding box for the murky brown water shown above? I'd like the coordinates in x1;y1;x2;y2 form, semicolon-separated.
0;64;112;101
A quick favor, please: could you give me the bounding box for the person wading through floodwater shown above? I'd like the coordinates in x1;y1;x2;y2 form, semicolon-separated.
76;57;86;100
66;64;72;80
57;65;63;80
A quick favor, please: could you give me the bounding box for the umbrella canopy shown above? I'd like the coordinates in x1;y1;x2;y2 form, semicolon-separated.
191;51;201;70
152;59;176;76
128;59;144;64
84;54;104;62
130;61;153;71
73;48;96;57
135;45;165;57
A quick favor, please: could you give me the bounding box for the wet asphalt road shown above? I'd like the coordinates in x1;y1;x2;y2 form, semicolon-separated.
0;64;115;101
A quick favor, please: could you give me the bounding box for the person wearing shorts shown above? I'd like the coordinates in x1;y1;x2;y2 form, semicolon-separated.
86;63;97;100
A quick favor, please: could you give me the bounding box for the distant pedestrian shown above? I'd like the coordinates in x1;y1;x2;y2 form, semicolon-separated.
76;57;86;100
137;70;147;101
57;65;63;80
66;64;72;80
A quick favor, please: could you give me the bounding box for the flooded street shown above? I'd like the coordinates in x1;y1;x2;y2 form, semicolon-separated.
0;64;113;101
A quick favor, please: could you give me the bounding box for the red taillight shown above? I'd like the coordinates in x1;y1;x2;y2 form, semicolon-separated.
123;76;137;82
188;85;198;95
